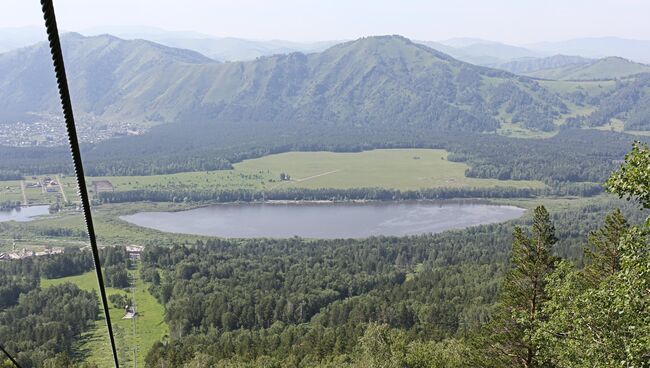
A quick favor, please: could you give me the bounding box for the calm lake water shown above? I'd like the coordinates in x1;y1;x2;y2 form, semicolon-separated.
0;205;50;222
121;202;525;238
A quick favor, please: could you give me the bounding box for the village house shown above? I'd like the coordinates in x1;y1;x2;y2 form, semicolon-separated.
126;245;144;260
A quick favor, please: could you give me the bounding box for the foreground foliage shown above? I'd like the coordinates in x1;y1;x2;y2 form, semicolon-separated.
477;142;650;368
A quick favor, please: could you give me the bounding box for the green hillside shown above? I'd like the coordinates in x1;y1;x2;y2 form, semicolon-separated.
524;56;650;80
496;54;592;74
0;34;567;132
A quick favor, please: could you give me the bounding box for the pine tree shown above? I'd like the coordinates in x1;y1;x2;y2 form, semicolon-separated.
480;206;558;368
583;208;628;283
537;143;650;367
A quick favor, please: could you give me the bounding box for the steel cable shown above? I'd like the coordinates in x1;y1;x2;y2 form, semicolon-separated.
39;0;120;366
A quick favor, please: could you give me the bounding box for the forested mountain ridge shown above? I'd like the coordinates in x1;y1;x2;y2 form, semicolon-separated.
495;54;592;75
581;73;650;130
0;33;567;132
524;56;650;80
0;32;216;123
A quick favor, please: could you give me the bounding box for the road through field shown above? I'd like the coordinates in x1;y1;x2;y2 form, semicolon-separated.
294;170;340;182
270;169;340;189
56;175;68;203
20;180;27;205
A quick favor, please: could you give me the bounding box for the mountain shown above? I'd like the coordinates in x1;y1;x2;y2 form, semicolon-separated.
529;37;650;63
524;57;650;80
0;33;216;122
436;38;542;66
81;26;340;61
143;37;339;62
0;34;568;132
495;55;592;74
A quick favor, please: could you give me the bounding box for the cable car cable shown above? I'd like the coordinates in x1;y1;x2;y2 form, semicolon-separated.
0;343;21;368
39;0;120;366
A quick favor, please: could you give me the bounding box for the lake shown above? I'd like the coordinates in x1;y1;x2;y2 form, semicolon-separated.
0;205;50;222
121;201;525;238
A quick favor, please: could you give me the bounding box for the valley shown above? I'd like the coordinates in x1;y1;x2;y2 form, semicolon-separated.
0;18;648;368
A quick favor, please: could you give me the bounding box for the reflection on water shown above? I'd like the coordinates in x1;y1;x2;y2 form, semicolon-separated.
121;201;525;239
0;205;50;222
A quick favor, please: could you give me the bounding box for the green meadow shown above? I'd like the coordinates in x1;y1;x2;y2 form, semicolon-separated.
89;149;546;192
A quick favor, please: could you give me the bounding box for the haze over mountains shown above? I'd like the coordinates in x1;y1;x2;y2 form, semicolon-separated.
3;26;650;65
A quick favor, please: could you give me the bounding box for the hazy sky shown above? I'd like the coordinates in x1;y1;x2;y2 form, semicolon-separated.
3;0;650;44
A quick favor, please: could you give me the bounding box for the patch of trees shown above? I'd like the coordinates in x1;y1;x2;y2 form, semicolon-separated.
0;283;99;368
0;274;37;309
0;201;21;211
586;74;650;130
0;246;130;281
103;264;130;288
97;184;604;204
488;81;563;131
99;246;132;288
108;293;132;309
0;170;22;180
97;186;541;203
0;247;93;279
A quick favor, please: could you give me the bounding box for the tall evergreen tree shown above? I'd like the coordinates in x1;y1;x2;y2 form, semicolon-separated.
538;142;649;367
479;206;558;368
583;208;628;283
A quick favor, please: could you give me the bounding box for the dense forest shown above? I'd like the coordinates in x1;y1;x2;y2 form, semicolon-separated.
585;74;650;130
1;122;641;189
96;184;603;205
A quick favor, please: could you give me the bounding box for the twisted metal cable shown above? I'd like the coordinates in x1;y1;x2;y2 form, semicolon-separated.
39;0;120;366
0;343;21;368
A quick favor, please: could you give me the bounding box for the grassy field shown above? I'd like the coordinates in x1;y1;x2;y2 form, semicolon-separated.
1;149;547;206
42;267;168;367
88;149;545;192
496;122;558;139
0;176;78;206
238;149;546;190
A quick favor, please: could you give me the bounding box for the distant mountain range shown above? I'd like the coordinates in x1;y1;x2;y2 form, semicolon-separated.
0;33;567;132
3;27;650;65
529;37;650;64
493;55;593;75
523;56;650;80
80;25;341;62
1;32;649;136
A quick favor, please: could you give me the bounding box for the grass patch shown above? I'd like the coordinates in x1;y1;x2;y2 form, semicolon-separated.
496;122;558;139
234;149;545;190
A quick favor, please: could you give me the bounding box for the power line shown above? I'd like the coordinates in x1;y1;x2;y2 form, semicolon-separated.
39;0;120;366
0;343;21;368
